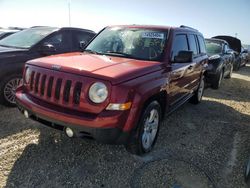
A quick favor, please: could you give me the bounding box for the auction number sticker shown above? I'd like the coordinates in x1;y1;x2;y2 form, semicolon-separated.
142;32;165;39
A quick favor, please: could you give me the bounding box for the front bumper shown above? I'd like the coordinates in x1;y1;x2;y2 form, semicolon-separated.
16;91;130;144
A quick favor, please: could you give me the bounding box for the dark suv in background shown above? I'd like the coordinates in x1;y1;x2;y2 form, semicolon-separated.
213;35;242;71
0;26;95;106
205;38;234;89
16;25;208;155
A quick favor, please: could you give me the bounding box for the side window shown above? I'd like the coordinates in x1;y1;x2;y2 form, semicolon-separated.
197;35;206;54
73;31;94;50
43;31;71;53
45;33;63;46
188;34;198;56
171;34;189;61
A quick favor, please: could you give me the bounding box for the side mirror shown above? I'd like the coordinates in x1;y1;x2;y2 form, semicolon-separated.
40;43;56;55
79;41;87;50
173;51;193;63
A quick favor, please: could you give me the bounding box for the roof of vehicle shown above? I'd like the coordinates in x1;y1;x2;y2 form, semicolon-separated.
0;29;20;33
106;25;204;37
30;26;95;34
107;24;200;32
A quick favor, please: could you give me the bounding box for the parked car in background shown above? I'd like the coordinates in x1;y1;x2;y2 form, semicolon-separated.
0;26;95;106
213;36;242;71
205;38;234;89
16;25;208;155
0;29;20;40
240;47;248;66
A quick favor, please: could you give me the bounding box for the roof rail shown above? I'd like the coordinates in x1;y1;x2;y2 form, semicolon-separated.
180;25;198;31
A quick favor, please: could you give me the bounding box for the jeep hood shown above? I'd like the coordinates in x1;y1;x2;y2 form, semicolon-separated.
27;52;162;84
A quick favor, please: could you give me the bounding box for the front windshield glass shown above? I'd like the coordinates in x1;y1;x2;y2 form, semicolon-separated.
205;40;222;56
85;27;168;61
0;27;57;49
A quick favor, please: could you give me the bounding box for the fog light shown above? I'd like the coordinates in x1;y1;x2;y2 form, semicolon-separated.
65;127;74;138
24;110;29;118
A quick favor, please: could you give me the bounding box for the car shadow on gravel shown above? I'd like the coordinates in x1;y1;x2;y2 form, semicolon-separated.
5;100;250;188
0;107;38;139
234;64;250;77
205;76;250;103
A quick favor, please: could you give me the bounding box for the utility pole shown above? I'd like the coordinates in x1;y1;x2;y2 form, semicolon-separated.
68;0;71;26
235;33;238;38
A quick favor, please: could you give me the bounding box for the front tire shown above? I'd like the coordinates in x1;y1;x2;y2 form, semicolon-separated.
211;69;223;89
125;101;161;155
0;74;22;107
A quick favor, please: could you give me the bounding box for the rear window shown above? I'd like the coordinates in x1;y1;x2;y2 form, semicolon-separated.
197;35;206;54
188;35;198;55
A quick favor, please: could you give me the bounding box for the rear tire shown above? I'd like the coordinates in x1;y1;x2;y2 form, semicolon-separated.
0;74;22;107
225;64;233;79
190;77;205;104
125;101;161;155
211;69;223;89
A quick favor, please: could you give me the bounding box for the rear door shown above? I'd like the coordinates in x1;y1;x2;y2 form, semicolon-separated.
187;34;206;91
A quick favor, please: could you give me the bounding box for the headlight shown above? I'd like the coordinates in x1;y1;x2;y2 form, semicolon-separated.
89;82;108;103
25;67;31;84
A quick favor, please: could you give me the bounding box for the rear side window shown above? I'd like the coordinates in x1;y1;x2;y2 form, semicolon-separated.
197;35;206;54
188;34;198;55
171;34;188;61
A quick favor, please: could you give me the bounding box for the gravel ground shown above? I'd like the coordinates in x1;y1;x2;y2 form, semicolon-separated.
0;64;250;188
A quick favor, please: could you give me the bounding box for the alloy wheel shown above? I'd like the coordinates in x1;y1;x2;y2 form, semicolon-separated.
3;78;23;104
142;109;159;150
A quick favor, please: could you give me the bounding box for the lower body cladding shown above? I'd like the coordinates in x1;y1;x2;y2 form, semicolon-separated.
16;97;130;145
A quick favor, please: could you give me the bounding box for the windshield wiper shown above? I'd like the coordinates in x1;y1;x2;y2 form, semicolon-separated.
104;51;133;58
84;49;100;54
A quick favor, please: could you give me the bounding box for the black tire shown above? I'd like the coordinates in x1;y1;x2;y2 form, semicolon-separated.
0;74;22;107
225;64;233;79
125;101;161;155
190;77;205;104
233;59;240;71
211;69;223;89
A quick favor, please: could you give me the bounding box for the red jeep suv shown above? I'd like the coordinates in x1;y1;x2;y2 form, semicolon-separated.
16;25;208;155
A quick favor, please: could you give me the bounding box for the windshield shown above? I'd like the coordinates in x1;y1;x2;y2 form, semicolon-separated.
85;27;168;61
0;27;57;49
205;40;222;55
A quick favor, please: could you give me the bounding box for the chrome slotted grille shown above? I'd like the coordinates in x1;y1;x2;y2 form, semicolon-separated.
28;70;83;107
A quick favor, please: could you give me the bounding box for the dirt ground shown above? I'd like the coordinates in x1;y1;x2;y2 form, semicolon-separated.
0;64;250;188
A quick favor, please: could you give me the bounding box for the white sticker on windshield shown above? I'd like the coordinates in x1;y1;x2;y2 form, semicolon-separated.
142;32;164;39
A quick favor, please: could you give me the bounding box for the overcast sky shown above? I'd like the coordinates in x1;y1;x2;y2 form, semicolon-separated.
0;0;249;44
